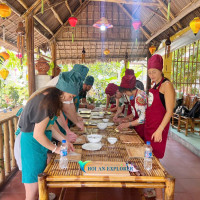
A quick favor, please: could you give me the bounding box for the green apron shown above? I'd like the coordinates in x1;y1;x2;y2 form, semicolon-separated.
55;112;67;135
20;116;57;183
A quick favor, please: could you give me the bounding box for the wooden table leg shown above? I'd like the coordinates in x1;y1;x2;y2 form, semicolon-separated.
38;172;49;200
165;175;175;200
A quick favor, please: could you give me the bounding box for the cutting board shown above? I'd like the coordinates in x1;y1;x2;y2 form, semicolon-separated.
73;135;86;145
126;146;144;158
119;135;142;144
83;161;130;176
80;114;91;119
55;149;82;161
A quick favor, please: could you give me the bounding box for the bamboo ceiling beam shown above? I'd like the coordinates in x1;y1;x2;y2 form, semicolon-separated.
146;0;200;44
118;4;150;39
47;0;63;25
145;7;167;22
156;0;182;29
17;0;54;36
89;0;159;6
65;0;72;15
57;38;146;42
51;0;90;40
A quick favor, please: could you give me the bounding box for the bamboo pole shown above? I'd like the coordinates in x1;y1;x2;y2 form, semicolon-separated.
51;40;57;77
13;117;18;133
8;120;16;168
165;175;175;200
3;122;11;174
0;125;5;185
146;47;151;94
38;173;49;200
183;46;186;95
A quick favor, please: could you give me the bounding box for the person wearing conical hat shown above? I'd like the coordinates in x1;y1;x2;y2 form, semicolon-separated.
14;70;81;200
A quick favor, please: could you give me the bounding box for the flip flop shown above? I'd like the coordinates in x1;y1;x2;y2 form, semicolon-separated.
144;189;156;198
49;192;56;200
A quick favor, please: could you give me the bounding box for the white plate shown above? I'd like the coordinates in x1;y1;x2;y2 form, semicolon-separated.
82;143;102;151
107;122;114;126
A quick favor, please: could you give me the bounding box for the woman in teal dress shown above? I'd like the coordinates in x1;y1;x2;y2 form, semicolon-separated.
14;71;80;200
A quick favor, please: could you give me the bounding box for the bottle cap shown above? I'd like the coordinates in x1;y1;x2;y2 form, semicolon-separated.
146;141;150;145
62;140;66;143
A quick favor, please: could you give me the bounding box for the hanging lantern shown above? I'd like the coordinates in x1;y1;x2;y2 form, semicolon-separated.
82;47;86;63
104;49;110;55
190;17;200;36
149;46;156;55
16;22;25;64
16;53;22;59
0;3;11;19
132;19;142;45
165;36;171;58
0;52;9;65
68;16;78;42
93;17;113;31
0;68;9;80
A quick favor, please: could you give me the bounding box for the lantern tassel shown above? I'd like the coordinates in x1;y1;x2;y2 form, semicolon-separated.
167;0;171;21
72;32;74;42
41;0;44;14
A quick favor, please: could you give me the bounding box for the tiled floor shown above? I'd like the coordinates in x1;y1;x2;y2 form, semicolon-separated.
0;136;200;200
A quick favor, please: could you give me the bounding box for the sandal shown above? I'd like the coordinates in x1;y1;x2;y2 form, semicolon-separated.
49;192;56;200
144;189;156;198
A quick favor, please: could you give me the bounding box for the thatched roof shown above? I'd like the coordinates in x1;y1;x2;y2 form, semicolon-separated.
0;0;200;63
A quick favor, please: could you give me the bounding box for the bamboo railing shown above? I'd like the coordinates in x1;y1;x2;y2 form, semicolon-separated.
0;113;19;187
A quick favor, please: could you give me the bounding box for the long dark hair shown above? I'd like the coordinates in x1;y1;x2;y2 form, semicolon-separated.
40;87;63;118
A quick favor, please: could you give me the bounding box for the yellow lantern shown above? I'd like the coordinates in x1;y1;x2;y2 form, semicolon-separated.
190;17;200;36
26;74;28;80
0;68;9;80
104;49;110;55
149;46;156;55
0;3;11;19
0;52;10;60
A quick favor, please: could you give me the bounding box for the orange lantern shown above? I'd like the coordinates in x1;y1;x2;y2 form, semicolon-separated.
0;68;9;80
104;49;110;55
190;17;200;36
0;52;10;60
149;46;156;55
0;3;11;19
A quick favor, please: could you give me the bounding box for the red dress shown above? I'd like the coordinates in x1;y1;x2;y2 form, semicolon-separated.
144;78;170;159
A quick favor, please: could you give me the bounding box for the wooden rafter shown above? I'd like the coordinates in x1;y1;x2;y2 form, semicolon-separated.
145;7;167;22
89;0;159;6
65;0;72;15
47;0;63;25
156;0;182;29
51;0;90;40
146;0;200;44
118;4;150;39
0;38;17;51
79;0;82;4
17;0;53;36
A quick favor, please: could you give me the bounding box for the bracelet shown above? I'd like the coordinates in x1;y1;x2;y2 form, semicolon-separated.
52;145;57;153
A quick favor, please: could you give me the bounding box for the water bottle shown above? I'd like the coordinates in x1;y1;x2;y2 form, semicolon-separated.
59;140;68;169
144;141;152;171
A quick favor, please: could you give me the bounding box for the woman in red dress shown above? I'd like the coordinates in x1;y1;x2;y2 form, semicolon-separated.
145;54;175;199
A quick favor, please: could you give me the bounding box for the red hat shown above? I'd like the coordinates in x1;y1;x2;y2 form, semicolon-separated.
120;75;136;89
148;54;163;71
125;69;135;76
105;83;119;96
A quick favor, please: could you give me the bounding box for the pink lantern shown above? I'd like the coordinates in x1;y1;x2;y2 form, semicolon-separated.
16;53;22;59
132;19;142;31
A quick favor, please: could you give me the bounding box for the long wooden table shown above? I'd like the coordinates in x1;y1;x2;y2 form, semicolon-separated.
38;115;175;200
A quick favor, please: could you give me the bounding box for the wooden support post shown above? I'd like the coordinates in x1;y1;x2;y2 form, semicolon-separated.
3;122;11;174
165;175;175;200
51;40;57;77
38;173;49;200
146;48;151;94
0;125;5;185
8;120;16;168
25;13;36;96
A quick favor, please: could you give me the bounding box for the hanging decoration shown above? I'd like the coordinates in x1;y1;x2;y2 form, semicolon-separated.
189;17;200;36
68;16;78;42
35;57;50;75
0;52;10;65
0;68;9;80
165;36;171;58
41;0;44;14
125;52;129;69
16;22;25;64
104;49;110;55
149;46;156;55
0;3;11;19
82;47;86;63
16;53;22;59
167;0;171;21
93;17;113;31
132;19;142;45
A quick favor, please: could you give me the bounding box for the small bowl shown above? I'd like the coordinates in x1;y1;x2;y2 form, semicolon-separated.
102;118;109;123
107;137;117;144
87;134;102;143
99;112;104;117
97;123;108;130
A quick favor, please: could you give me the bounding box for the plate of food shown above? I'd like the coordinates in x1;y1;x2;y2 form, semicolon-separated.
82;143;103;151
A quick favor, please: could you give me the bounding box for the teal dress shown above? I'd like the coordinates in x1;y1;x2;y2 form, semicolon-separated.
55;112;67;135
20;116;57;183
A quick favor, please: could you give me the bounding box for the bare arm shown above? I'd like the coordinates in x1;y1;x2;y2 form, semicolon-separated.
106;95;110;109
110;98;119;112
63;103;78;124
57;111;71;133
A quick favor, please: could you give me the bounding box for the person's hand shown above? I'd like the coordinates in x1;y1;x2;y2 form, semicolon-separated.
87;104;95;110
66;131;77;143
67;141;74;152
151;129;163;142
76;121;84;130
122;119;129;123
77;116;83;122
117;122;130;131
103;107;108;111
113;115;118;122
55;146;61;154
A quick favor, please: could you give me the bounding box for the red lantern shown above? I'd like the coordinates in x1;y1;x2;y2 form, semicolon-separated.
132;20;142;31
16;53;22;59
68;16;78;27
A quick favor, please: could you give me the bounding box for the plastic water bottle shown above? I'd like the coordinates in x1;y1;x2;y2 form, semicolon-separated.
59;140;68;169
144;141;152;171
